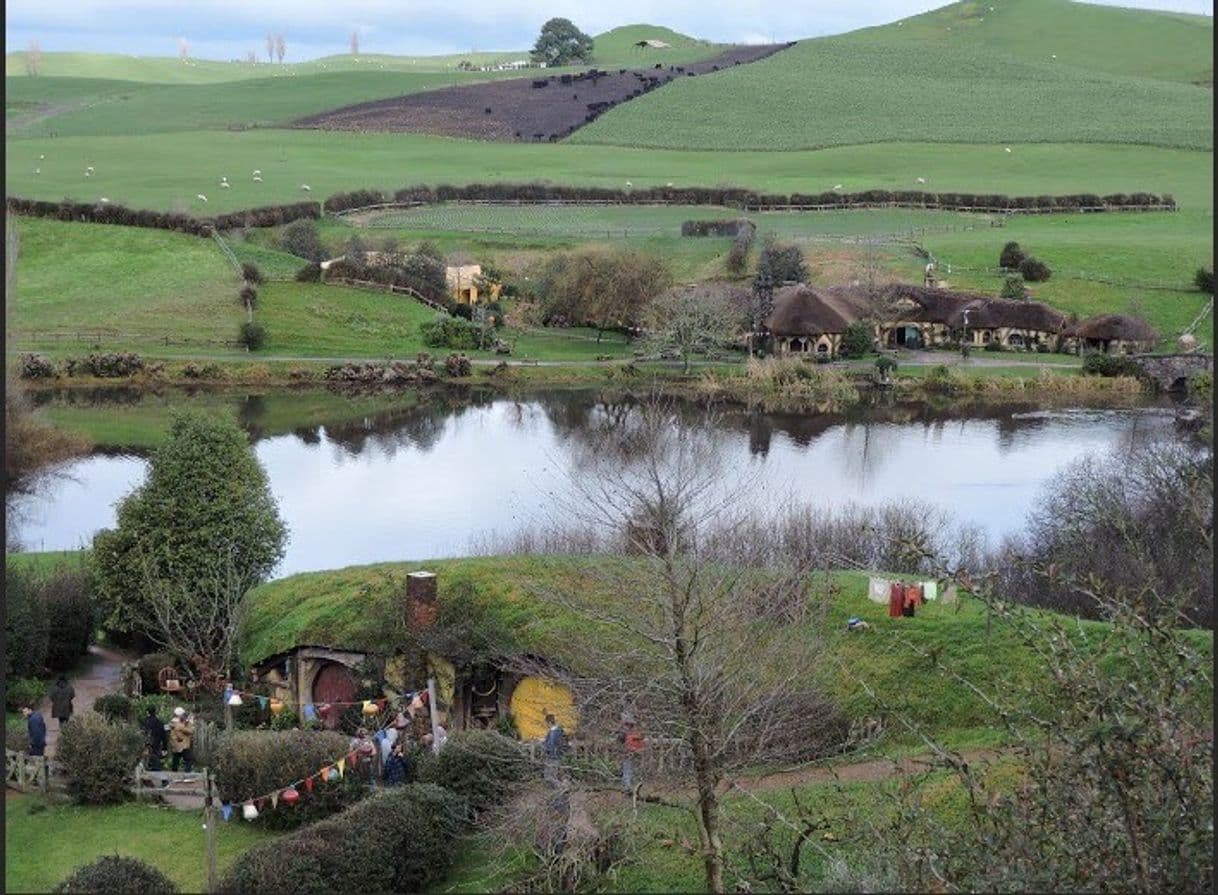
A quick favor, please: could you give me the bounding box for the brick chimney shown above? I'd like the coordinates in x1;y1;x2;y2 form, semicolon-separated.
406;571;438;633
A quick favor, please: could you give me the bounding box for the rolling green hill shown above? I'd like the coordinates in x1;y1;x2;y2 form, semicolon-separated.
844;0;1213;85
571;30;1212;151
590;24;723;67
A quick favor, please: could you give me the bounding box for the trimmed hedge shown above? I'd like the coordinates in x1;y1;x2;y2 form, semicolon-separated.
5;197;319;236
220;783;467;895
1082;353;1142;377
421;317;481;350
213;729;366;830
415;729;532;818
53;856;177;894
57;713;144;804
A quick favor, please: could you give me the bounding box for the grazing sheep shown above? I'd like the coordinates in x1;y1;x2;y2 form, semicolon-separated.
666;182;673;187
38;153;45;160
253;175;263;183
34;168;40;175
84;171;92;177
625;181;632;188
915;177;927;184
86;165;94;172
1005;147;1012;153
221;182;231;189
99;197;110;203
833;184;843;190
252;169;262;176
196;194;208;202
300;184;311;191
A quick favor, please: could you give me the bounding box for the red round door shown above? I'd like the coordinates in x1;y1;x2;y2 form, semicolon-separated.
312;662;357;729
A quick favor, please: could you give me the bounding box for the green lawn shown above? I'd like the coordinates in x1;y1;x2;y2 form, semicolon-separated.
5;133;1211;214
4;798;276;893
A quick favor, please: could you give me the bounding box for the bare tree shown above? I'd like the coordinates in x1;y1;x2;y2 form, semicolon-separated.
522;399;845;894
266;32;275;62
25;40;42;76
349;29;360;55
275;33;286;64
245;49;258;65
646;286;738;372
178;37;190;61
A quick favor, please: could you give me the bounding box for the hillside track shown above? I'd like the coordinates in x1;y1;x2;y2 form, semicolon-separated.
293;43;793;142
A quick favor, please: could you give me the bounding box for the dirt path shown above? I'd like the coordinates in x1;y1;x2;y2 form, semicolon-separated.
726;747;1008;792
40;643;135;756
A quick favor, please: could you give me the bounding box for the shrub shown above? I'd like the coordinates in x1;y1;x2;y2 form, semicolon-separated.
53;855;177;894
6;677;46;712
93;693;134;722
238;283;258;309
18;353;56;379
420;317;480;350
999;241;1026;270
220;784;467;895
875;356;898;376
57;712;144;804
416;729;531;818
1082;353;1140;377
69;352;145;377
444;353;472;377
213;729;365;830
295;261;322;282
5;568;48;678
1195;266;1214;294
279;219;325;262
1018;257;1052;282
839;321;874;359
239;322;267;351
240;262;265;285
1000;276;1026;300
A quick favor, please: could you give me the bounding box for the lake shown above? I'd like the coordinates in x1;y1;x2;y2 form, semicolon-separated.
8;389;1181;577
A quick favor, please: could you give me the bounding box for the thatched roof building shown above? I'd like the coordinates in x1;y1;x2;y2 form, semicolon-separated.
946;297;1068;333
767;285;857;336
1065;314;1158;343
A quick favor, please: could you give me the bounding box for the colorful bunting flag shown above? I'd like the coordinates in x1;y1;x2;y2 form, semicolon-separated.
304;776;314;794
220;802;233;822
257;696;269;710
270;790;278;810
336;758;346;777
303;703;317;721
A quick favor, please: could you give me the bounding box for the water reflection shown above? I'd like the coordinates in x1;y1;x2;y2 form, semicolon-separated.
9;389;1179;578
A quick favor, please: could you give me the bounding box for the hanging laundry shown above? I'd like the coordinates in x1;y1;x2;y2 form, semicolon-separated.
868;577;891;604
888;582;904;618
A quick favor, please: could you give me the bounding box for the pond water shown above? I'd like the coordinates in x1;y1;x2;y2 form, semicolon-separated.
8;390;1181;577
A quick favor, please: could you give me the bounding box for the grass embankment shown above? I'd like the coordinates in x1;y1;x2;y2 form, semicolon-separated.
572;0;1212;151
3;799;275;894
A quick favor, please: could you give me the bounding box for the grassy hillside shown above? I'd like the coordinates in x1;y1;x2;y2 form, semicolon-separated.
570;35;1212;151
590;24;722;67
845;0;1214;85
6;132;1210;213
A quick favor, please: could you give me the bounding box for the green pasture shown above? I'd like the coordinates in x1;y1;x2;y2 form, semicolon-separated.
4;799;275;894
572;36;1211;152
844;0;1213;85
6;133;1211;214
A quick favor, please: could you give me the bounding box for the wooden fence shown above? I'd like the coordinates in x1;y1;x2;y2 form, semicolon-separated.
523;736;693;777
6;750;52;793
324;276;449;312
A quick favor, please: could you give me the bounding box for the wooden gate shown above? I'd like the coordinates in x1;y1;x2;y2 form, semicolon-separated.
312;662;357;729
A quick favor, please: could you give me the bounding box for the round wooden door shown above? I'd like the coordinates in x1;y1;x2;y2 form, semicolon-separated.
312;662;357;729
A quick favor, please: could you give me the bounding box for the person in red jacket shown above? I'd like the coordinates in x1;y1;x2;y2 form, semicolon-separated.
617;715;646;794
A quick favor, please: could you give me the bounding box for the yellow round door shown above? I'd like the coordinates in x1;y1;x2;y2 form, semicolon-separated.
510;676;578;740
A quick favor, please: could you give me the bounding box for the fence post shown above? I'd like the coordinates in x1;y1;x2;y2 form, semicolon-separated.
205;770;218;893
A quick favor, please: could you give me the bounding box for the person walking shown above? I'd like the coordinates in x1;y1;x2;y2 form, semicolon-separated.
22;704;47;757
616;715;646;794
168;707;195;773
49;676;75;730
542;713;567;787
142;705;168;772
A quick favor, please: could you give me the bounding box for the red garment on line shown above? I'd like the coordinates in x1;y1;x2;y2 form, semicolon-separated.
888;582;904;618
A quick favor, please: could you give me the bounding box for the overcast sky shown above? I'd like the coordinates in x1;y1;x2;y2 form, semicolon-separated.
6;0;1212;61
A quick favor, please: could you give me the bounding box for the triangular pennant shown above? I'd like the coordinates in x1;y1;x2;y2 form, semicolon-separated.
220;802;233;822
257;696;269;710
336;758;346;777
304;776;314;793
375;698;387;711
270;790;279;810
303;703;317;721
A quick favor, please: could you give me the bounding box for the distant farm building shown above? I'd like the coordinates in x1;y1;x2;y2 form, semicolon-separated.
445;264;500;304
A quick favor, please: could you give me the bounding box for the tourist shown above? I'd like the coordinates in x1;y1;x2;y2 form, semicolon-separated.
49;676;75;730
350;727;377;784
382;739;408;787
22;705;47;758
168;707;195;773
434;720;448;751
542;713;567;786
616;714;646;794
142;705;168;771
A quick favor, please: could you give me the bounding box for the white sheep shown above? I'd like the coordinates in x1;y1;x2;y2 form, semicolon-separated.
300;184;311;192
666;182;673;187
86;165;94;172
915;177;926;184
1005;147;1012;153
625;181;632;188
252;169;262;176
220;182;231;189
99;197;110;203
84;171;92;177
253;175;263;183
196;194;208;202
38;153;45;160
34;168;40;175
833;184;843;190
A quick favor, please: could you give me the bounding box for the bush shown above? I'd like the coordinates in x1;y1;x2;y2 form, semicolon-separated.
1018;257;1052;282
420;317;481;350
295;261;322;282
93;693;134;722
279;219;325;262
1082;353;1141;377
999;241;1026;270
6;676;47;712
239;322;267;351
57;712;144;804
875;356;898;377
213;729;365;830
1195;266;1214;294
240;262;265;285
839;321;874;359
18;353;56;379
42;567;95;672
1000;276;1026;300
65;352;145;378
416;729;531;818
444;353;472;377
238;283;258;309
221;784;467;895
5;568;48;678
53;855;177;894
